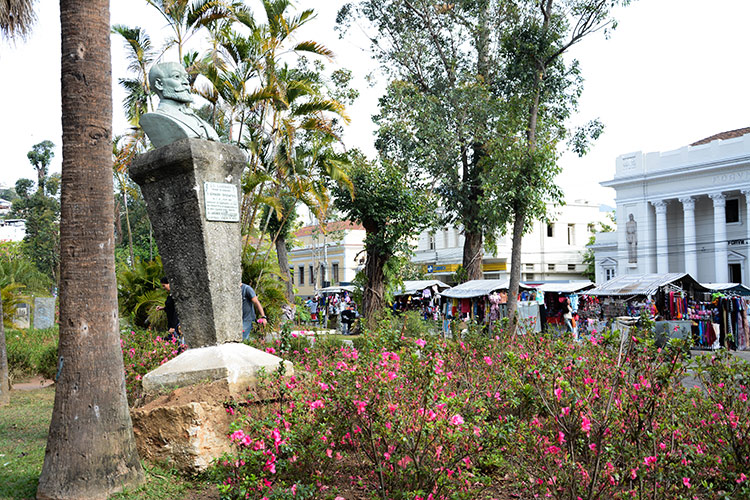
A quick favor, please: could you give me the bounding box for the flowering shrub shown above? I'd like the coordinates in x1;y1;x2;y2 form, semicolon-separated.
213;324;750;500
120;327;186;405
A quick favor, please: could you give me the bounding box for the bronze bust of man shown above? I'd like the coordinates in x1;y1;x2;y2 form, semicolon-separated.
140;62;220;148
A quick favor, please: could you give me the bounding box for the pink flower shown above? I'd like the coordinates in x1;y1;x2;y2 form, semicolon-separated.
581;415;591;434
683;477;691;488
558;431;566;445
310;400;324;409
415;338;426;347
644;456;657;467
354;400;367;414
387;402;398;413
738;473;748;483
449;414;465;426
740;393;748;402
554;387;563;401
560;406;570;416
483;356;493;365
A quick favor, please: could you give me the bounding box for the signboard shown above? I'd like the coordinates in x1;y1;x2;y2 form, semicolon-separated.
204;182;240;222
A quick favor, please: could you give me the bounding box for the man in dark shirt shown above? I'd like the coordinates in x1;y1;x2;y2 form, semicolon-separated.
242;283;267;341
340;303;359;335
157;277;180;342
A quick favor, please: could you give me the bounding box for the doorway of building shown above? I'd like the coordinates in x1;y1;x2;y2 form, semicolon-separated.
729;263;742;284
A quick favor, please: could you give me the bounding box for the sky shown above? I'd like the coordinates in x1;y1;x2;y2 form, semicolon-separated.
2;0;750;208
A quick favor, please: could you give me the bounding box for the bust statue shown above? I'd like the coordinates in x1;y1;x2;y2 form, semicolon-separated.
140;62;220;148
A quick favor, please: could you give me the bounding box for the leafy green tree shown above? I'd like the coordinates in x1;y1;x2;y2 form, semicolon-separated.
496;0;630;331
117;257;166;329
27;140;55;194
333;154;434;321
339;0;515;281
11;175;60;282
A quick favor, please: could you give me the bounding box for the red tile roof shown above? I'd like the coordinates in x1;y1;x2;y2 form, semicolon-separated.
294;220;365;237
690;127;750;146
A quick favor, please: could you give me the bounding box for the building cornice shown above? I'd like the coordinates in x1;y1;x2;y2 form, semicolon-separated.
601;153;750;188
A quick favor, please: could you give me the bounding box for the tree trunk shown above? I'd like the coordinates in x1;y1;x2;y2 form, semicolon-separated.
37;1;144;498
0;294;9;407
362;248;387;325
462;229;483;281
506;202;526;335
122;187;135;267
275;235;294;303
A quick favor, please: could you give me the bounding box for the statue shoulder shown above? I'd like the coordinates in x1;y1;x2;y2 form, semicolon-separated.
140;111;192;149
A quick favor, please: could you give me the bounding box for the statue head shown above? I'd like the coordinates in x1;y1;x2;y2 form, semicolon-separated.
149;62;193;104
628;213;635;222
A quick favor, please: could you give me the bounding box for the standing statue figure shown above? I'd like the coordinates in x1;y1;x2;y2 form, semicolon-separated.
140;62;220;148
626;213;638;263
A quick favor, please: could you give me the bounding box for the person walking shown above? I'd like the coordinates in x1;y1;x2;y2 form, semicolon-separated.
242;283;267;341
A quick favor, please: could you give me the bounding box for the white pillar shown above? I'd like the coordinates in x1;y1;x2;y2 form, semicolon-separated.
710;193;729;283
653;200;669;273
679;197;698;278
743;189;750;284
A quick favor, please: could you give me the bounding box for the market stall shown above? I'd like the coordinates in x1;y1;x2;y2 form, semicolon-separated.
699;283;750;350
440;279;536;332
530;281;594;331
582;273;715;346
392;280;451;319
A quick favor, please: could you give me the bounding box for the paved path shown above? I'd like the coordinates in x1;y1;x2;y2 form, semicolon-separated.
681;349;750;390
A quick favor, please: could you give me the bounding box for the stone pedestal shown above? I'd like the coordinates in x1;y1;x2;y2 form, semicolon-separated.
129;138;246;347
132;343;295;473
141;343;294;395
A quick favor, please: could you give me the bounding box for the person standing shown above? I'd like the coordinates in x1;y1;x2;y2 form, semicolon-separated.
157;277;180;343
242;283;267;341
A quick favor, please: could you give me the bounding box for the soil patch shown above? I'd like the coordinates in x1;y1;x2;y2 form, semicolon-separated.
12;376;54;391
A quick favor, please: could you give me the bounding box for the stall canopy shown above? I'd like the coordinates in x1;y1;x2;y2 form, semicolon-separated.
586;273;709;296
441;279;530;299
317;285;355;294
534;281;594;294
394;280;451;297
702;283;750;296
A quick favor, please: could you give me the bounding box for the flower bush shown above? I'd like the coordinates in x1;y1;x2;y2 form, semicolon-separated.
120;327;186;405
212;323;750;500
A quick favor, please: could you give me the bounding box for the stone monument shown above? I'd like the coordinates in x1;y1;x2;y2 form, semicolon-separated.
128;62;294;472
33;296;55;330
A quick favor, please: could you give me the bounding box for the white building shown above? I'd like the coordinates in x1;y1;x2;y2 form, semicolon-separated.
593;127;750;285
287;220;366;297
412;200;608;283
0;219;26;242
0;198;11;215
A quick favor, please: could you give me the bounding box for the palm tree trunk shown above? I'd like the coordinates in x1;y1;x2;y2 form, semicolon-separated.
275;235;294;302
122;186;135;267
37;1;144;497
0;294;9;407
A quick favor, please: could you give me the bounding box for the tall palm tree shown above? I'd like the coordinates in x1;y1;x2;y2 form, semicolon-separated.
36;1;144;497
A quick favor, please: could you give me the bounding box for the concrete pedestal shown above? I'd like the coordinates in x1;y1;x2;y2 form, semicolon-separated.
142;342;294;395
129;138;246;347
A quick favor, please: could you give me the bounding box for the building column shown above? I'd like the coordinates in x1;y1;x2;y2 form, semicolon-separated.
679;196;698;278
710;192;729;283
652;200;669;273
743;189;750;284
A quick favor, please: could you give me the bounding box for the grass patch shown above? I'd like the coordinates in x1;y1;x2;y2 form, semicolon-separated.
0;386;55;500
5;327;59;383
110;464;217;500
0;385;217;500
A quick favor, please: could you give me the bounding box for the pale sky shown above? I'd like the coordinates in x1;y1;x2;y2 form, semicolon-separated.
2;0;750;208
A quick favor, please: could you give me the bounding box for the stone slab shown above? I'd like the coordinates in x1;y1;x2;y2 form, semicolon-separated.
33;296;55;329
129;138;246;347
142;342;294;395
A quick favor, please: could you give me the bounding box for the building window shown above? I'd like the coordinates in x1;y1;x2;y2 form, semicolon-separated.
298;266;304;285
567;264;576;271
547;224;554;237
525;263;534;271
428;232;435;250
726;198;740;224
320;264;326;286
547;263;555;271
604;267;616;281
310;265;314;287
567;224;575;245
443;229;449;248
332;263;340;284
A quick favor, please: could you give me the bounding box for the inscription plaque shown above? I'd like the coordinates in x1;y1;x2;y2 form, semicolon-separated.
204;182;240;222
